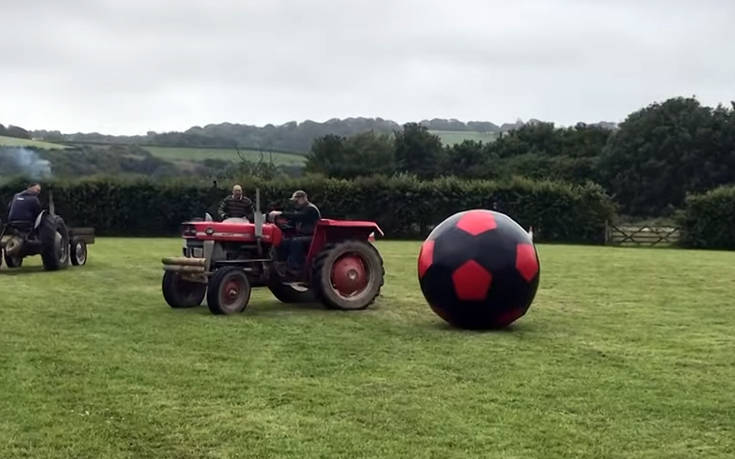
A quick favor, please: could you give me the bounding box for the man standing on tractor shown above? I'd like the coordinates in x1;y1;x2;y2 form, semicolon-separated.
271;190;321;275
217;184;254;221
7;182;42;226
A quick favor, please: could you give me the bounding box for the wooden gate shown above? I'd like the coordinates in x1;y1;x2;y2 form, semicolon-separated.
605;221;680;246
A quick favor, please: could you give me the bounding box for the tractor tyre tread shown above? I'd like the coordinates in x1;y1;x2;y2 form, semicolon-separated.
162;270;206;308
40;215;69;271
312;240;384;310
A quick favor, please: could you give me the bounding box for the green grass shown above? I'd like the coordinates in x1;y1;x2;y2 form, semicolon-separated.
144;146;307;166
1;240;734;457
430;130;498;146
0;135;67;150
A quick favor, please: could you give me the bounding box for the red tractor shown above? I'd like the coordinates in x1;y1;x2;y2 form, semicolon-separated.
161;191;384;314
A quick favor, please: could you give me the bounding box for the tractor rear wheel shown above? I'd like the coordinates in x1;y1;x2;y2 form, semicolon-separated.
207;267;251;315
312;240;384;310
40;215;70;271
162;270;206;308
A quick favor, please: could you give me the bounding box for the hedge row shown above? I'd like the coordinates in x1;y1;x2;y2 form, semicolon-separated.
678;185;735;250
0;176;616;242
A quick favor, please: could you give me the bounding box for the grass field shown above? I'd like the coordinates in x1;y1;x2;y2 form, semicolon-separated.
430;130;498;146
144;146;307;166
1;240;734;457
0;135;67;150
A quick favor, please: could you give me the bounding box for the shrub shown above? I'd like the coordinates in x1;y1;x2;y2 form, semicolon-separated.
678;185;735;249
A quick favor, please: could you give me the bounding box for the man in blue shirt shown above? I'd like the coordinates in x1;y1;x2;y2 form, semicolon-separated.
8;183;42;225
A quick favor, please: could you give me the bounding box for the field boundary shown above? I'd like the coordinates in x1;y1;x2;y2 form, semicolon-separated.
605;221;680;246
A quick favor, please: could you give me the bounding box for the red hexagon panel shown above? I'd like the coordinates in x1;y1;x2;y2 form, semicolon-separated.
455;211;498;236
515;243;539;282
494;307;525;327
452;260;492;301
418;240;434;279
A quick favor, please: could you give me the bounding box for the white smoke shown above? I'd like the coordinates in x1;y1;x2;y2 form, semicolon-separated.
0;147;52;179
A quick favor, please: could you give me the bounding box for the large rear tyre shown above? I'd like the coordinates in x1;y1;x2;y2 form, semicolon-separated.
267;275;316;303
162;270;206;308
70;240;87;266
207;267;251;315
0;250;23;268
312;240;384;310
3;251;23;268
40;215;69;271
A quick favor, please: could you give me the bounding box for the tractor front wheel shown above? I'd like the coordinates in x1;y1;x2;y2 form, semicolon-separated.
312;240;384;310
70;240;87;266
207;267;251;315
162;270;206;308
3;251;23;268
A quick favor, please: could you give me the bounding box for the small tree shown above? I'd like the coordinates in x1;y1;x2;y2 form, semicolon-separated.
306;134;346;177
394;123;444;179
600;97;735;216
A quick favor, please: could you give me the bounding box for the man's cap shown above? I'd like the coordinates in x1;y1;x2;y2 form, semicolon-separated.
232;185;243;191
289;190;307;201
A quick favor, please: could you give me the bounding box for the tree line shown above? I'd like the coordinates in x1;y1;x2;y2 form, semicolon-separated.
306;97;735;217
0;123;32;139
28;117;554;153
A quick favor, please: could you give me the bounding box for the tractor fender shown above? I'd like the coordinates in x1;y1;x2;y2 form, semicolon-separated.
34;210;46;230
305;219;383;266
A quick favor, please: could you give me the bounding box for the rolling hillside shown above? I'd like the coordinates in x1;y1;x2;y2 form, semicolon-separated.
143;146;306;166
0;136;67;150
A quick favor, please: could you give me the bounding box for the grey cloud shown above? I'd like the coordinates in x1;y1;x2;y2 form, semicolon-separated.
1;0;734;134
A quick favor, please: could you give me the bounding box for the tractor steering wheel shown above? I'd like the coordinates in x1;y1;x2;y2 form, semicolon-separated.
274;215;295;231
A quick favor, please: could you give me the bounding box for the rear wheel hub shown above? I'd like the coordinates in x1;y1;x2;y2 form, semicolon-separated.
330;254;368;297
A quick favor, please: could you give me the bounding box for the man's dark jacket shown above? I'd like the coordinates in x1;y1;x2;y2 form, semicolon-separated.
218;195;254;220
8;190;41;223
282;202;321;235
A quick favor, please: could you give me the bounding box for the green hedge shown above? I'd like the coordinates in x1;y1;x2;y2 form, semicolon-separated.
0;176;615;242
678;185;735;250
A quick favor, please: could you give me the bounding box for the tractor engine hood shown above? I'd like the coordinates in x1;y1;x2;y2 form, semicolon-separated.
181;221;283;246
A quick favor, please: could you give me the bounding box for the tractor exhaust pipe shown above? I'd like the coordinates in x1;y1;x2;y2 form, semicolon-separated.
254;188;263;256
48;191;55;216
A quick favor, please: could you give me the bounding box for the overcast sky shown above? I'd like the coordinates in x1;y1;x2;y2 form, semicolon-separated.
1;0;733;135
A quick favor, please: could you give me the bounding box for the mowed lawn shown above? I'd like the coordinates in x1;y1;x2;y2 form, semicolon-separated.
143;146;307;166
1;240;734;458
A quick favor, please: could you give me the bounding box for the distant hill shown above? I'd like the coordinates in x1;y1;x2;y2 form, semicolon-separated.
24;117;617;153
419;118;500;132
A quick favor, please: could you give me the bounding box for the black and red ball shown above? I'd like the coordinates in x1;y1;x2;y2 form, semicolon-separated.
418;209;540;329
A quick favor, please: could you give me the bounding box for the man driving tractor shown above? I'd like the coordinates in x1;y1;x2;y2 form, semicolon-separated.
270;190;321;275
7;183;42;227
217;184;254;221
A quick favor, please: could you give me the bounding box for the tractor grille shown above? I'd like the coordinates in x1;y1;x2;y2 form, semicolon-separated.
184;240;204;258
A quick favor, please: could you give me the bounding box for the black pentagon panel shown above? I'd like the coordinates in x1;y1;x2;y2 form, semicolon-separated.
431;225;483;272
426;211;464;241
419;264;460;319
